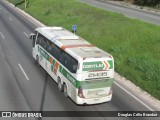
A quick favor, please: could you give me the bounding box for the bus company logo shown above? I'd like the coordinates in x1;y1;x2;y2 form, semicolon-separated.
83;61;105;71
83;64;104;69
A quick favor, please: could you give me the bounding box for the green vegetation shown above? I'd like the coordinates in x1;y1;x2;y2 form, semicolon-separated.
8;0;160;100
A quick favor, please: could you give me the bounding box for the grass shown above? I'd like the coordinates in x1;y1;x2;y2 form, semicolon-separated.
8;0;160;100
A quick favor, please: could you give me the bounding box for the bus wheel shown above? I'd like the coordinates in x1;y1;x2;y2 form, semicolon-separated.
58;78;63;92
63;83;68;98
36;55;40;67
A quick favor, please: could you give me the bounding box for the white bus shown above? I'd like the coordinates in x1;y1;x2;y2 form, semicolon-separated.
30;27;114;105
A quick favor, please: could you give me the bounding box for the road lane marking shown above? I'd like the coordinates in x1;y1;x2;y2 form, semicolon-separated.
114;81;154;111
9;17;13;21
18;64;29;80
23;32;29;38
0;32;4;39
4;0;43;27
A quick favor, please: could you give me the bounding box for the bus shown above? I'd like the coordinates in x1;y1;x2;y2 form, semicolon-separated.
30;27;114;105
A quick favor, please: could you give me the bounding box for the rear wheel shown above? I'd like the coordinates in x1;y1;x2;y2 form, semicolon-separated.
63;83;68;98
58;78;63;92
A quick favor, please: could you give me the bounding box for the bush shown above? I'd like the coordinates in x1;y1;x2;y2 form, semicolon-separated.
134;0;160;6
112;0;160;7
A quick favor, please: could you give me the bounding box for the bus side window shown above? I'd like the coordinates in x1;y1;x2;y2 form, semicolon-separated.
51;43;59;60
39;36;46;49
47;41;52;54
65;53;70;70
60;50;65;65
72;59;78;73
50;44;55;56
56;46;61;61
64;53;78;73
37;33;43;45
64;56;68;66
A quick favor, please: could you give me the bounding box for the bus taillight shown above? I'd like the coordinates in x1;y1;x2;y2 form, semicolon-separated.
109;55;113;59
78;86;85;98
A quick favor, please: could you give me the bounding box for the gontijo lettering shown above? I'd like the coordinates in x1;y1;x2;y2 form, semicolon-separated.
82;61;110;71
83;64;104;68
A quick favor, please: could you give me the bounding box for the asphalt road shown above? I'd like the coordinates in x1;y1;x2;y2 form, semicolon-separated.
79;0;160;25
0;0;159;120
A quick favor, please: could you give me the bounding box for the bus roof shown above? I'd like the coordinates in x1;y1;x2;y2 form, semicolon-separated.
35;27;112;59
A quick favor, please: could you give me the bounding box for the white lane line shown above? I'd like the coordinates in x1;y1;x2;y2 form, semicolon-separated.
9;17;13;21
23;32;29;38
114;81;154;111
18;64;29;80
0;32;4;39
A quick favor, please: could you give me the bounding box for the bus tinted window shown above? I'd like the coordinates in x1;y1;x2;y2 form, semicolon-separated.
36;33;43;45
46;41;52;53
51;43;61;60
64;52;78;73
37;33;78;73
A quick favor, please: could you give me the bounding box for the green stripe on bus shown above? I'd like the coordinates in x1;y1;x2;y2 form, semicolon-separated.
76;78;114;89
108;60;113;69
39;47;50;61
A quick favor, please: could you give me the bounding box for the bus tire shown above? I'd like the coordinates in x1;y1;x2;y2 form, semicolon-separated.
36;55;40;67
58;78;63;92
63;83;68;98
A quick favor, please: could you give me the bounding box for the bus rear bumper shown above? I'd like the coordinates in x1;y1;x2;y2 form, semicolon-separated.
76;94;112;105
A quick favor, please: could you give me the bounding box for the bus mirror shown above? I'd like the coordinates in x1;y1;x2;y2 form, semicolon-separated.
30;33;35;40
